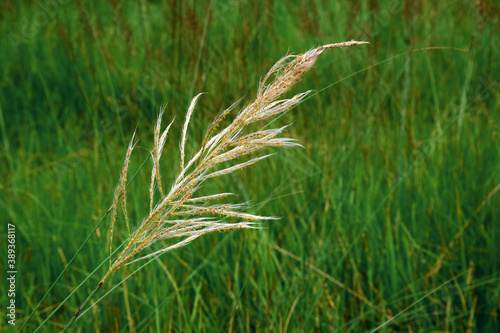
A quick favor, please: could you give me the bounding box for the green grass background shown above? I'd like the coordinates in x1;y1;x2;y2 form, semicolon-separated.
1;0;499;332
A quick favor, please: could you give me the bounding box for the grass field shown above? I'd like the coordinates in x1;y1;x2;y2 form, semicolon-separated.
1;0;499;332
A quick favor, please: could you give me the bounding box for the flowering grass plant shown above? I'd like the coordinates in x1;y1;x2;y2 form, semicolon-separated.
34;41;368;332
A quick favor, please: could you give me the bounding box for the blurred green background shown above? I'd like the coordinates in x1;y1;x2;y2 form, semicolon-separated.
1;0;499;332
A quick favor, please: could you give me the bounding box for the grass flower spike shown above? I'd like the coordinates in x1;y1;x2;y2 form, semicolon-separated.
63;40;368;331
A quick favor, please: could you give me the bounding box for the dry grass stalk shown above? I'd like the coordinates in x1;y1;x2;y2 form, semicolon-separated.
63;40;368;331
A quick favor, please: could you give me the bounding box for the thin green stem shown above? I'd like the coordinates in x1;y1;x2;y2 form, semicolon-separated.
32;241;126;333
19;214;109;332
22;155;150;332
61;281;104;333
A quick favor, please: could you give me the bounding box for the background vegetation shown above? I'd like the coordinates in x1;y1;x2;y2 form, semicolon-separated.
1;0;499;331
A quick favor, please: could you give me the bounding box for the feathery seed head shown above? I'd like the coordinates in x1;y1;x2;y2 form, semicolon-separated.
104;41;368;278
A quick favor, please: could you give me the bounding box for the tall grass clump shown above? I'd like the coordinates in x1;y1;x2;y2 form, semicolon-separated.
42;41;369;331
